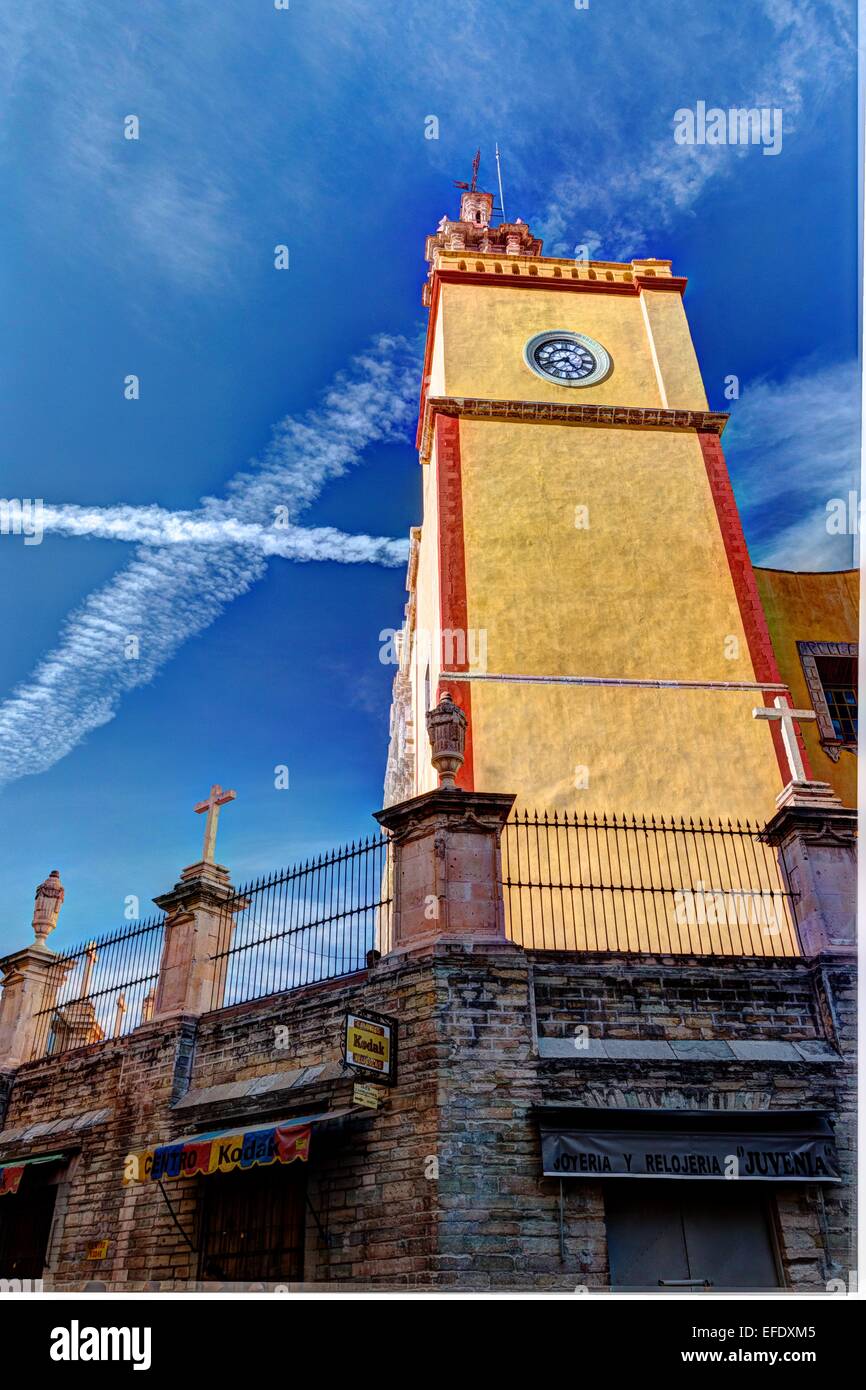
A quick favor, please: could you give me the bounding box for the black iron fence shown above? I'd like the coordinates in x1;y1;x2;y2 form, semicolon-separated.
501;810;801;957
21;809;800;1059
208;834;393;1011
30;916;166;1060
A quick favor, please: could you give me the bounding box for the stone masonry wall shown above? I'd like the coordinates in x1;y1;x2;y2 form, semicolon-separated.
0;942;856;1292
430;945;856;1291
0;952;447;1290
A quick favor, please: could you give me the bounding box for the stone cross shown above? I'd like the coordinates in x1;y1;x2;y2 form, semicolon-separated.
80;942;98;997
752;696;817;784
194;783;236;864
113;993;127;1038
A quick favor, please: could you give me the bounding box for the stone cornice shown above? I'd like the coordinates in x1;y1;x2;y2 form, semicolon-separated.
374;787;516;845
760;780;857;849
419;396;729;463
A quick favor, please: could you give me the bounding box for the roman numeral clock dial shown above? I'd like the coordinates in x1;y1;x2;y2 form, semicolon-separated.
523;329;611;387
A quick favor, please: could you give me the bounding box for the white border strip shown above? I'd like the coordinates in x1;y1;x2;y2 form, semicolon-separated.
441;670;789;694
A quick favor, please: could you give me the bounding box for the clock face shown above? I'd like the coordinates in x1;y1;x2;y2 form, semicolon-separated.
523;330;611;387
533;337;596;381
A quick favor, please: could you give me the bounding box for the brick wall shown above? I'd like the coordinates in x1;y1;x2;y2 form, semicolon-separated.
532;953;825;1042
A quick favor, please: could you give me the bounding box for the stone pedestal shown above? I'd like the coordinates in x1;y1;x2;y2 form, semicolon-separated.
151;861;238;1019
374;787;516;951
762;781;857;957
0;945;71;1070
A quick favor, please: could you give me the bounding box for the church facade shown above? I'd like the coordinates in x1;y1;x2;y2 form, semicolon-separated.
0;180;857;1294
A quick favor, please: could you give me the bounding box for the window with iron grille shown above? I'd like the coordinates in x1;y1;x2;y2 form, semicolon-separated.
822;674;857;740
196;1163;306;1285
797;642;858;760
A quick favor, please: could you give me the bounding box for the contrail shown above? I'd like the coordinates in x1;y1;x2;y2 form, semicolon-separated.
0;333;419;788
38;504;409;567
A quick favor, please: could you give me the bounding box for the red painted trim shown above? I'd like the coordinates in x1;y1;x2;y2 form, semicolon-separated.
434;414;474;790
435;269;640;295
635;275;688;294
698;432;813;786
435;269;687;296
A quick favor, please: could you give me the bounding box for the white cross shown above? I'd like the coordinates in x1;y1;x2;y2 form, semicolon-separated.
194;783;236;863
752;696;817;784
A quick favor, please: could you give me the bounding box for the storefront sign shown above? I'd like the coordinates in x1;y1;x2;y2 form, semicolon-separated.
343;1010;397;1084
124;1120;312;1185
541;1127;841;1183
352;1082;384;1110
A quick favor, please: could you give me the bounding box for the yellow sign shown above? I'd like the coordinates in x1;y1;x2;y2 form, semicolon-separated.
353;1083;383;1110
86;1240;110;1261
343;1011;395;1081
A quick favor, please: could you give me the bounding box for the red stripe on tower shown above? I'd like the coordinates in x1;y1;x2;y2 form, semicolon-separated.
434;413;475;790
698;431;812;787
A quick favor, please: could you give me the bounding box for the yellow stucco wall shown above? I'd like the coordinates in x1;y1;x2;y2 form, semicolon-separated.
428;310;446;397
456;417;782;821
754;568;859;807
639;290;708;410
438;279;708;411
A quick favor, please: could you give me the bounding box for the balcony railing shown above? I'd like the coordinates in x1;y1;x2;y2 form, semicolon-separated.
500;810;801;957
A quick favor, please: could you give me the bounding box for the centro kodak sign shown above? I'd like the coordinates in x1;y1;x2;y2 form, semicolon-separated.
343;1010;397;1085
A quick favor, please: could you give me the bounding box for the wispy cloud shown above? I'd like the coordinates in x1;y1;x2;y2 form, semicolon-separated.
0;3;262;286
724;357;860;569
0;334;418;789
535;0;855;256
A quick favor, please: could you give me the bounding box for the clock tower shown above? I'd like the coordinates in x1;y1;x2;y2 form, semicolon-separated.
384;171;801;822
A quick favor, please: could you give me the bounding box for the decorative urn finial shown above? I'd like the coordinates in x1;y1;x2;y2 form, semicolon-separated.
426;691;468;789
32;869;65;947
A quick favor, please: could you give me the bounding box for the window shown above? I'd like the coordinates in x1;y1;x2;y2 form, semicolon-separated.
196;1162;306;1284
797;641;858;759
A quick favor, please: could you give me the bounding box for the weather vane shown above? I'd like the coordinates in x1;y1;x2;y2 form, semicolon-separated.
453;148;481;192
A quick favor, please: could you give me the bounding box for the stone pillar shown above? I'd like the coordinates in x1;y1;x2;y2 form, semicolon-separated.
762;781;857;956
0;945;71;1070
0;868;70;1070
374;788;516;951
151;860;239;1019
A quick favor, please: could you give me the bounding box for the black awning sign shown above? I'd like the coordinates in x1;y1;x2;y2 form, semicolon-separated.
541;1128;841;1183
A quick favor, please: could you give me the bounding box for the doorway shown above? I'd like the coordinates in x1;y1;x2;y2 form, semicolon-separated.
605;1181;781;1291
0;1162;63;1279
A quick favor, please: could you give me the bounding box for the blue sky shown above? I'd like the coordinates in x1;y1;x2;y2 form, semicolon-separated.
0;0;859;949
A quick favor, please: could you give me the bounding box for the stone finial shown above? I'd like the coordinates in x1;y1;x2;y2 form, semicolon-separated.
426;691;468;789
32;869;64;946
